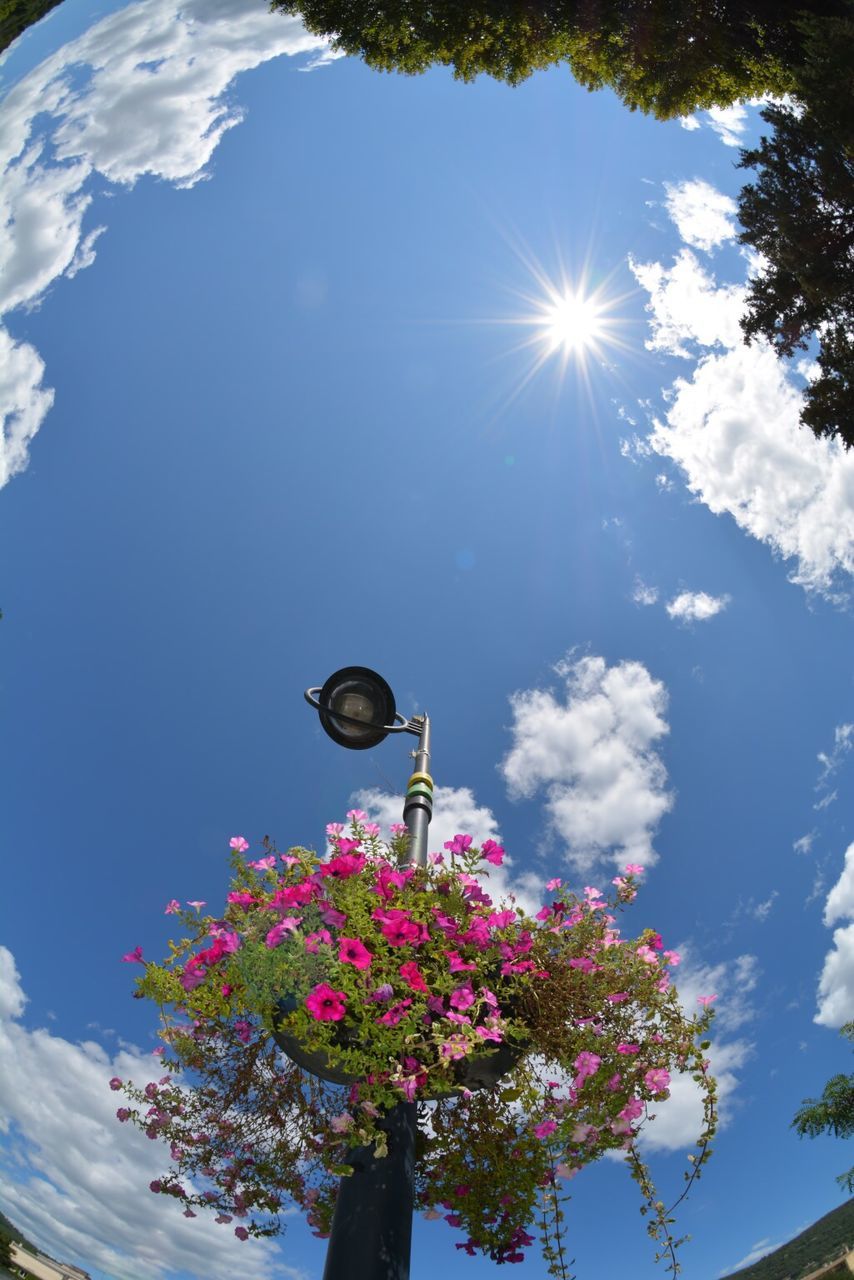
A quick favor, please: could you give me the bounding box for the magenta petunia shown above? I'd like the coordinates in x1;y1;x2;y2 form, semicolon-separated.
229;837;249;853
338;937;373;969
306;983;347;1021
480;839;505;866
399;960;429;992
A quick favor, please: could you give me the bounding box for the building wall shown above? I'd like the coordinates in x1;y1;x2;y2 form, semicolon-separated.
9;1242;91;1280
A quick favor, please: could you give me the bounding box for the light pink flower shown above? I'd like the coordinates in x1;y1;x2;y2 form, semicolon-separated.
229;837;249;853
362;823;381;838
697;994;718;1007
346;808;368;823
326;823;344;838
248;856;277;871
663;950;681;966
390;823;408;836
574;1051;602;1085
265;918;301;948
534;1120;557;1140
330;1112;354;1134
636;945;659;964
644;1068;671;1095
620;1097;644;1122
546;877;563;891
186;901;206;912
440;1034;469;1061
624;863;644;875
164;900;181;915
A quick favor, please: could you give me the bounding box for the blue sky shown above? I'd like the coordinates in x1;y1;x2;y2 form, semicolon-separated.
2;3;854;1279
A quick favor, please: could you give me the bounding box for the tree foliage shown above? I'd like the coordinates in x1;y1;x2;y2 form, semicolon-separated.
737;7;854;448
0;0;62;55
270;0;853;118
793;1021;854;1191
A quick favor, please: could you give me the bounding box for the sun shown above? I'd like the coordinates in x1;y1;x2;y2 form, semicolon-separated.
540;289;607;354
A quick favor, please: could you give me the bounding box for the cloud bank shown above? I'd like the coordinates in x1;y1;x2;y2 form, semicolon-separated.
0;0;335;486
629;183;854;600
0;947;298;1280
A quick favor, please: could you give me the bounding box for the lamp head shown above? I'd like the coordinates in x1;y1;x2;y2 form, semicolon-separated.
312;666;397;750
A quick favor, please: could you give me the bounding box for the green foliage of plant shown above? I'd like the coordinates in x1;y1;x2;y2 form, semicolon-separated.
737;5;854;448
116;818;717;1276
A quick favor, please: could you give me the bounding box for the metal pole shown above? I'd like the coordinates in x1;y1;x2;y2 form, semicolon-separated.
402;715;432;870
322;715;433;1280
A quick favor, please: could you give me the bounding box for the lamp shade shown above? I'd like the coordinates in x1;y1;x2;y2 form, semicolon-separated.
315;666;397;750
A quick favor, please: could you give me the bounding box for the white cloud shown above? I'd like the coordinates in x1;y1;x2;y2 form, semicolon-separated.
632;577;659;606
633;949;757;1154
0;947;299;1280
823;843;854;928
0;326;55;486
678;115;700;132
629;249;745;357
817;723;854;787
354;784;543;916
752;890;778;923
720;1237;785;1276
794;831;816;856
665;590;730;623
500;653;672;876
0;0;335;484
704;103;749;147
664;179;738;253
816;844;854;1027
630;194;854;601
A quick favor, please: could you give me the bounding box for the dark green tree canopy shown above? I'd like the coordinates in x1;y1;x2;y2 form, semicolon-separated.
737;9;854;447
271;0;848;118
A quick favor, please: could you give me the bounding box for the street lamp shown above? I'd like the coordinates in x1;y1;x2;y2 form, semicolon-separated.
305;665;433;871
299;666;433;1280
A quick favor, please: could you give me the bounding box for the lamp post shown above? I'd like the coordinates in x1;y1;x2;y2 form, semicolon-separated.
301;666;433;1280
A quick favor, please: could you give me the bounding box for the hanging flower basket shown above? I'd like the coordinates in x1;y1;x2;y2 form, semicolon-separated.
116;815;717;1276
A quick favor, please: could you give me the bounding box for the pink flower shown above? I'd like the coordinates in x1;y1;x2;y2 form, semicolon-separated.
306;984;347;1021
449;985;475;1011
480;839;505;866
697;994;717;1007
617;1043;640;1055
606;992;629;1003
304;929;332;953
116;1108;131;1122
248;855;277;871
574;1051;602;1085
338;937;373;969
444;834;473;857
229;837;249;853
620;1097;644;1122
227;891;255;908
122;946;144;964
444;950;477;972
624;863;644;876
488;910;517;929
234;1020;252;1044
234;1226;249;1241
399;961;428;992
644;1068;671;1095
606;1073;622;1091
376;999;412;1026
440;1035;469;1061
555;1164;578;1179
265;918;301;948
326;823;345;838
381;917;421;946
109;1077;122;1091
534;1120;557;1140
323;852;365;879
475;1023;503;1043
362;822;381;838
663;950;681;966
390;823;408;836
186;901;206;912
636;945;659;964
546;877;562;891
346;809;368;823
330;1112;354;1134
164;900;181;915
